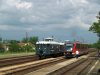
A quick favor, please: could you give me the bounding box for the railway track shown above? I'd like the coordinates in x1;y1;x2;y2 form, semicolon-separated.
79;58;100;75
25;51;97;75
0;48;96;68
0;49;97;75
0;55;38;68
49;58;94;75
47;52;98;75
0;56;65;75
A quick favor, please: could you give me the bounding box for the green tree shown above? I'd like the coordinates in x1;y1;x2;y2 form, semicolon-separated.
89;11;100;40
22;36;38;45
0;37;2;42
23;45;34;52
89;11;100;49
9;40;20;44
29;36;38;45
0;42;5;53
22;38;29;43
96;40;100;49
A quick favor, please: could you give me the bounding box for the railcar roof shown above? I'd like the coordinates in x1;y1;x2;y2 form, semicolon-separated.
36;41;64;45
65;44;73;46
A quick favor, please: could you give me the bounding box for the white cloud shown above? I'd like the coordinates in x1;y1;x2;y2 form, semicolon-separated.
81;0;88;4
0;25;9;30
72;16;90;29
0;25;33;32
15;1;32;9
69;0;88;7
20;15;40;23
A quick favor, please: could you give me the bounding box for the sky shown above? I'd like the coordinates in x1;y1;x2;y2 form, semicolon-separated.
0;0;100;43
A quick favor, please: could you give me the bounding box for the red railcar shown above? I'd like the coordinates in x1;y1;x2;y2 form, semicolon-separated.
64;41;89;58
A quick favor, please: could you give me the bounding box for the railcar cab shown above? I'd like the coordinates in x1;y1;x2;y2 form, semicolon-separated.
64;40;74;58
64;40;89;58
45;38;54;41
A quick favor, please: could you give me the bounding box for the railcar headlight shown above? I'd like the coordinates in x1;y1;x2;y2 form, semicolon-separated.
71;48;72;50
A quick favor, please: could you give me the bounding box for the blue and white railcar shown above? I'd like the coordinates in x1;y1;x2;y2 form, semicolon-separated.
36;38;64;58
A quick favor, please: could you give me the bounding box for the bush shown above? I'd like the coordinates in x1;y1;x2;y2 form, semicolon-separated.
9;43;22;53
96;40;100;49
23;45;35;52
0;48;5;53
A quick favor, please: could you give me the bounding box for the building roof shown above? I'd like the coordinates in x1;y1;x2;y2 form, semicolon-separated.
18;42;33;47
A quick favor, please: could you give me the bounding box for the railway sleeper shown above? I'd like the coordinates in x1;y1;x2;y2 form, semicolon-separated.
47;58;87;75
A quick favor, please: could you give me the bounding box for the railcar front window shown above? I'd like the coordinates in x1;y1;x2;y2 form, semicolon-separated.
65;46;73;51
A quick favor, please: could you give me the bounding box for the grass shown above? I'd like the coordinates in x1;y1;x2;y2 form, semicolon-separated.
0;52;35;59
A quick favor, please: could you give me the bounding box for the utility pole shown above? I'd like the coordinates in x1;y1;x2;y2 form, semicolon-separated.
0;34;2;43
71;30;77;42
26;32;28;43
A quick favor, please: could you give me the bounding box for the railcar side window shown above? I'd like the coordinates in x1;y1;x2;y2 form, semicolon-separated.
47;44;50;47
52;45;54;48
76;44;80;49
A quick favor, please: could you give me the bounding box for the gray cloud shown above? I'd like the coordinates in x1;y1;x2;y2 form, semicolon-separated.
0;0;100;43
89;0;100;4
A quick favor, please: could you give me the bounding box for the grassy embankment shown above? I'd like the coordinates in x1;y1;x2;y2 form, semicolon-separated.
0;52;35;59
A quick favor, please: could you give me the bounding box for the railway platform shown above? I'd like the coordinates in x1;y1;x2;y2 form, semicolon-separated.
87;57;100;75
91;59;100;75
80;55;100;75
26;52;100;75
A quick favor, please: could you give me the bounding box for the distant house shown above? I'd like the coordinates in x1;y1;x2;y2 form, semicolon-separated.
18;42;35;51
3;44;10;51
0;43;10;51
18;42;34;47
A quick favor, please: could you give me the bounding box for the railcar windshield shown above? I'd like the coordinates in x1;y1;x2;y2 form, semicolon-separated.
65;46;73;51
